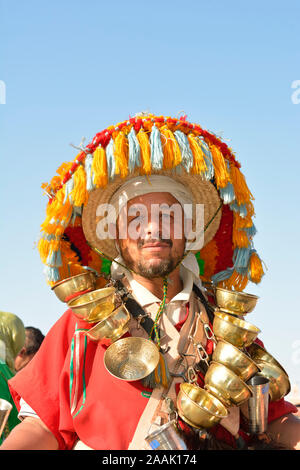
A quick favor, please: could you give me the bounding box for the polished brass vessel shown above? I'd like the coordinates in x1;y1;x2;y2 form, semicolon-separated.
177;382;228;429
214;287;259;316
213;311;260;349
68;287;116;322
85;304;131;344
104;337;160;381
212;339;261;382
52;271;97;302
204;361;252;407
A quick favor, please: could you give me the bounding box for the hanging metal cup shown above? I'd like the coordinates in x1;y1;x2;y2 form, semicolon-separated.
145;419;188;450
0;399;12;438
246;374;270;434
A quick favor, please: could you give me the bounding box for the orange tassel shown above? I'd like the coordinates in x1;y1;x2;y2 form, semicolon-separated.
160;125;181;169
188;134;207;176
92;146;108;187
230;163;254;205
248;252;265;284
209;145;230;188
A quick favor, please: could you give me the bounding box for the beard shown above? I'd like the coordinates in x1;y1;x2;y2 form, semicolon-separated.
120;238;184;279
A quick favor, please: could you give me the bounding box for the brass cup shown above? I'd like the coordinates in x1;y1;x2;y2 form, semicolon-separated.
212;339;261;382
213;310;261;349
52;271;97;302
247;342;289;377
85;304;131;344
215;287;259;316
204;361;252;407
103;336;160;382
177;383;228;429
67;287;115;322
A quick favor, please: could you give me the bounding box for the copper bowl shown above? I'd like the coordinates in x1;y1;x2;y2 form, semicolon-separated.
177;383;228;429
213;310;261;349
52;271;97;302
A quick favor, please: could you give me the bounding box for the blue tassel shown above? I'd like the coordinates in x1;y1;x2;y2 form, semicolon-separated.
220;182;235;204
64;175;74;204
84;153;95;192
106;138;115;180
211;267;235;284
245;224;257;238
230;201;248;218
44;266;60;283
174;130;193;172
233;247;251;275
198;139;214;180
127;127;141;172
150;124;164;170
46;249;62;268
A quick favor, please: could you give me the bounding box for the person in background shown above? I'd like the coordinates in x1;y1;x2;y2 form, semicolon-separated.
14;327;45;372
0;311;25;444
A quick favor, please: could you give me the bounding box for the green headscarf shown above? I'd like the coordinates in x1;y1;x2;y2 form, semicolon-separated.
0;312;25;373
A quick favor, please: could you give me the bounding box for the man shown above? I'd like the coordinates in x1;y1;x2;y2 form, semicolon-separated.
14;327;45;372
1;114;299;450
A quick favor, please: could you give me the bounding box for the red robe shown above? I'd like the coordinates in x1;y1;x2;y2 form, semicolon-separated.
8;308;297;450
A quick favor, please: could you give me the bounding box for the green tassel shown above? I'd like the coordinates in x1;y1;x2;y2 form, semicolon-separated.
195;252;205;275
101;257;112;275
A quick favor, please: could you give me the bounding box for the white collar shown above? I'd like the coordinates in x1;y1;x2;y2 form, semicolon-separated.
116;262;198;308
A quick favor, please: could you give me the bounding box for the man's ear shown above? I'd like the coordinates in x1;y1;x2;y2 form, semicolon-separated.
16;347;27;358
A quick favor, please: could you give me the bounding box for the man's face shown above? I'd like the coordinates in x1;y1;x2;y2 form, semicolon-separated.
117;192;186;279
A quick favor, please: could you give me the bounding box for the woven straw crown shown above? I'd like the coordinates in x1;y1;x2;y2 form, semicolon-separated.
38;113;264;291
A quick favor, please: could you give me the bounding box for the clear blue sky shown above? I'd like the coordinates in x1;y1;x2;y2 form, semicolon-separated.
0;0;299;387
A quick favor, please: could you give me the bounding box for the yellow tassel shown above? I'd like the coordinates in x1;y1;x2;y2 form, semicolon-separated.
230;163;254;205
233;211;254;230
38;237;50;263
233;216;251;248
249;252;264;284
160;125;181;169
188;133;207;176
92;146;108;188
136;127;151;174
209;144;230;188
114;131;129;179
71;165;88;207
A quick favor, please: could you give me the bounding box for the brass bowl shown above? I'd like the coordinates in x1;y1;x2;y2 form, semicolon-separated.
213;311;261;349
215;287;259;316
68;287;115;322
103;337;160;382
204;361;252;407
247;342;289;377
250;361;291;402
52;271;97;302
85;304;131;344
177;382;228;429
212;339;261;382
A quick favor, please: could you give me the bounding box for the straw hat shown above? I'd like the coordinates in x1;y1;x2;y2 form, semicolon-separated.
82;169;222;259
38;113;264;291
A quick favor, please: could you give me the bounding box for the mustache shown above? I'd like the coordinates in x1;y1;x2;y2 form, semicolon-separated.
137;237;173;249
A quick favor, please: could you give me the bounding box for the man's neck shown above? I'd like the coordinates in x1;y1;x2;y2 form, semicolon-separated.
131;267;183;303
